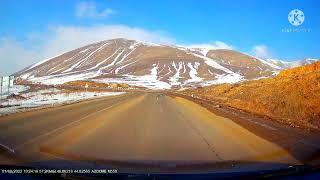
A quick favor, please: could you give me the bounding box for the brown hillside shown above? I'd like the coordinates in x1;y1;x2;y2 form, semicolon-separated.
63;80;130;89
278;61;320;77
182;61;320;129
206;49;275;79
16;39;282;89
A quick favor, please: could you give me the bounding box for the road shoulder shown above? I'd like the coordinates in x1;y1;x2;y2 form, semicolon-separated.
168;93;320;165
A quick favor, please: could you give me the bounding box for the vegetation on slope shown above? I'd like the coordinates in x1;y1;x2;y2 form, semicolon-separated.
63;80;130;89
182;61;320;129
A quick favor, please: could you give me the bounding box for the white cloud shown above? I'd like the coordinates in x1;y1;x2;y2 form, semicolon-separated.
0;24;175;75
76;1;115;18
183;41;234;50
0;38;40;76
251;45;272;59
40;24;175;58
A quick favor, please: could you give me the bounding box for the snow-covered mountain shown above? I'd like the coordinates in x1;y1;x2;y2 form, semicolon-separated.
266;58;319;69
16;38;316;89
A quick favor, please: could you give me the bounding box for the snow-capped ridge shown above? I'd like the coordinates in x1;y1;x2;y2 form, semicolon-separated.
17;38;312;90
266;58;319;69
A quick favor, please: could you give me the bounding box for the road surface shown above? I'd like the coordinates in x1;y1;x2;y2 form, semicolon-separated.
0;92;299;171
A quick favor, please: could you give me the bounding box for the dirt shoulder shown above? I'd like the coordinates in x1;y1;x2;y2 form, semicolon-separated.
180;62;320;130
168;92;320;165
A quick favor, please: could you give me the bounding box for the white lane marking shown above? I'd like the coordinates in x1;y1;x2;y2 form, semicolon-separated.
14;100;127;150
0;143;15;153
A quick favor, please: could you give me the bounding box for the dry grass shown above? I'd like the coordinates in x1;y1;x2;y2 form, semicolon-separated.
63;80;110;88
183;62;320;129
63;80;130;89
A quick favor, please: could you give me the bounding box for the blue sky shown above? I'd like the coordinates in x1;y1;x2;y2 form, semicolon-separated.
0;0;319;74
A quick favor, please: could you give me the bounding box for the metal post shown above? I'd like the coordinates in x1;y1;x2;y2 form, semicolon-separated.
7;76;13;106
0;77;2;105
7;80;9;106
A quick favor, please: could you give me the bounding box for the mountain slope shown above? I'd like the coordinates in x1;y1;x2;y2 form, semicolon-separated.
206;49;280;79
182;61;320;129
17;38;287;89
266;58;318;69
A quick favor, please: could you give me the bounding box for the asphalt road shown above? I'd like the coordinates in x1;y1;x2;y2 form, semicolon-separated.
0;92;299;170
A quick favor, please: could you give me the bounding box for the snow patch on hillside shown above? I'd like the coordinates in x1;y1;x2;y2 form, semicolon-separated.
63;42;110;73
88;48;121;71
202;73;243;85
114;60;137;74
187;62;202;82
25;53;66;72
25;71;101;85
266;58;319;69
242;53;282;70
169;61;183;85
96;64;171;89
191;53;234;74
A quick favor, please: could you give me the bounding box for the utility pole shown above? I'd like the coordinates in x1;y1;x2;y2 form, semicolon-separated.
7;80;9;106
8;76;14;106
0;77;2;105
